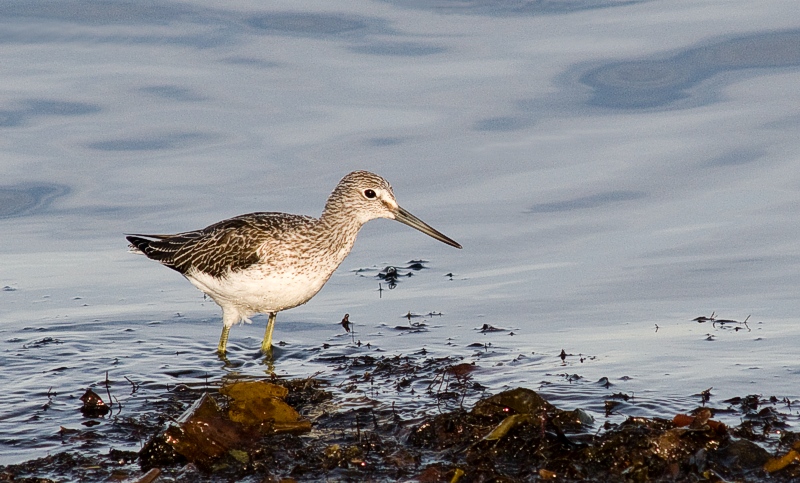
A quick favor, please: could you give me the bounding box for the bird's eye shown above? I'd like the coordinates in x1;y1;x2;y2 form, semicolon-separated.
364;189;377;199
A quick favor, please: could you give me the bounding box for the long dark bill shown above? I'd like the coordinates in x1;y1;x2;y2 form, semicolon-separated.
394;206;462;249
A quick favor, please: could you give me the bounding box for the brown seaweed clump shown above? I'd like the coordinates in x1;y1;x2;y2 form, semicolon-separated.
407;388;793;482
1;356;799;482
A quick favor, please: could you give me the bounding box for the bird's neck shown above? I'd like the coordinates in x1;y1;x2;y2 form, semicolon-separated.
318;201;364;259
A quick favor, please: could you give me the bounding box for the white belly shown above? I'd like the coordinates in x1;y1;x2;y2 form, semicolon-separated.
186;266;330;315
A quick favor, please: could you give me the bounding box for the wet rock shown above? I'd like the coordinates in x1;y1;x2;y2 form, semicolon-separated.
472;387;555;418
416;463;456;482
554;408;594;432
714;438;770;470
0;452;113;482
138;431;183;469
408;387;591;462
156;393;256;469
141;381;313;472
581;417;683;479
407;409;488;450
79;388;109;417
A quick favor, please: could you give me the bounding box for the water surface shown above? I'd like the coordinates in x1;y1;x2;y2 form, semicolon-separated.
1;0;799;466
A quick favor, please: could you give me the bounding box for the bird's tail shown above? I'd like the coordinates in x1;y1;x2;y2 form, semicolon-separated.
125;235;152;254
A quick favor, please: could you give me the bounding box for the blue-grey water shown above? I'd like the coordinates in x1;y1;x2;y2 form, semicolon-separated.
2;0;800;466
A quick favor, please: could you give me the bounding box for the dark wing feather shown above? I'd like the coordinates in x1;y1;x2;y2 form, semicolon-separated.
127;213;301;278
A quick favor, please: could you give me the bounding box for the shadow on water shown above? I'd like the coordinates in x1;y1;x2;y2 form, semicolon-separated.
578;30;800;109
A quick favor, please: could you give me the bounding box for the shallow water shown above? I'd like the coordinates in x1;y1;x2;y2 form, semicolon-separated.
2;0;800;467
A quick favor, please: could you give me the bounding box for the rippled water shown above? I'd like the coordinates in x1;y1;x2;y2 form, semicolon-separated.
2;0;800;467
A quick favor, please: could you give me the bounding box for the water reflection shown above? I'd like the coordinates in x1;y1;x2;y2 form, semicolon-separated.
0;1;228;47
702;148;765;168
139;85;207;102
581;30;800;109
86;132;215;151
349;41;445;57
0;99;100;128
473;116;535;132
380;0;650;16
246;12;377;37
0;3;421;54
366;136;407;147
528;190;646;213
0;0;199;25
0;184;69;219
220;57;280;68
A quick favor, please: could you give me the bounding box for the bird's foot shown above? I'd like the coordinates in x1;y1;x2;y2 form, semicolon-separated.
216;348;232;364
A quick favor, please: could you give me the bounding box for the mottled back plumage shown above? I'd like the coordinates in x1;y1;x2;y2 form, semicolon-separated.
127;213;315;278
126;170;461;356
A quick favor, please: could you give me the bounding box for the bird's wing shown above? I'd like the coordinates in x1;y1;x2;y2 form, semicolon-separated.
126;213;315;278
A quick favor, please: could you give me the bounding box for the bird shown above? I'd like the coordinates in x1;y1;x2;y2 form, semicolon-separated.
126;170;461;356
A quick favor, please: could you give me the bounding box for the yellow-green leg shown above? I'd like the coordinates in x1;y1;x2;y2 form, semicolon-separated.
218;325;231;355
261;312;277;354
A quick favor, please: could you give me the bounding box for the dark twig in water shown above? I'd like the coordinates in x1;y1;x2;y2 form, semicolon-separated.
371;408;379;430
700;387;713;405
104;371;113;409
692;311;716;323
741;315;751;332
305;371;324;383
693;312;752;332
341;313;357;344
124;376;140;395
